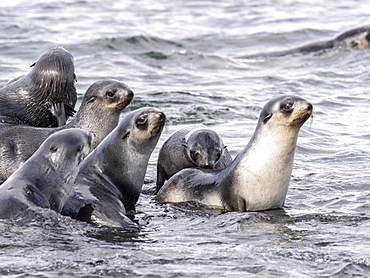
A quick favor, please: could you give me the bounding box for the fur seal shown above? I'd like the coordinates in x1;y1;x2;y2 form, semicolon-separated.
0;79;134;184
238;25;370;58
0;46;77;130
0;128;93;220
157;95;312;212
156;125;232;193
62;107;166;229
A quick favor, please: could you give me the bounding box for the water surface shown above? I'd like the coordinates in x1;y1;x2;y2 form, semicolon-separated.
0;0;369;277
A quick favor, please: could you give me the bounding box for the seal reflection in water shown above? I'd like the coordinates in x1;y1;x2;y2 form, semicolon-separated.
157;95;312;212
0;47;77;130
62;107;166;229
156;125;232;193
0;79;134;184
0;129;93;220
237;25;370;58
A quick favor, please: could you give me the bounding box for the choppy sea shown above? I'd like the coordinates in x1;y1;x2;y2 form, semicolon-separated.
0;0;369;277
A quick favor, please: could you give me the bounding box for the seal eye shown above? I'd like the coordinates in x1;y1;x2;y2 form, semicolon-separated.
281;102;294;113
106;89;117;97
190;150;200;162
137;115;147;125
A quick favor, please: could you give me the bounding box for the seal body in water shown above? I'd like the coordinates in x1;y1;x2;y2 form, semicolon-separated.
0;47;77;130
238;25;370;58
0;128;93;220
156;125;232;193
62;107;166;229
157;95;312;212
0;79;134;184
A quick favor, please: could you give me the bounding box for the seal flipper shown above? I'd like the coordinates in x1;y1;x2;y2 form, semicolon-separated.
156;163;166;194
75;203;94;223
50;103;67;127
64;103;76;118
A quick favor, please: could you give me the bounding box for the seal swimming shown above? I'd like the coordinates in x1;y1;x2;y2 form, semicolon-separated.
156;125;232;193
237;25;370;58
157;95;312;212
0;46;77;130
0;129;93;220
0;79;134;184
62;107;166;229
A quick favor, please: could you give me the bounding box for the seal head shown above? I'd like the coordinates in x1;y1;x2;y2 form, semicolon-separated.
0;128;93;220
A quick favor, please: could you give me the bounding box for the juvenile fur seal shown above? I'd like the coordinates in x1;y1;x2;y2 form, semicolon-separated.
156;125;232;193
62;107;166;229
238;25;370;58
157;95;312;212
0;129;93;220
0;47;77;130
0;79;133;184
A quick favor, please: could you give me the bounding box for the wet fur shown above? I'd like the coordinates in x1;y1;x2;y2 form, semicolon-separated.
0;47;77;129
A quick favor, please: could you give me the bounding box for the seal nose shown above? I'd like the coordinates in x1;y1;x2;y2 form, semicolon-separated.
127;89;134;99
157;112;166;122
307;103;313;112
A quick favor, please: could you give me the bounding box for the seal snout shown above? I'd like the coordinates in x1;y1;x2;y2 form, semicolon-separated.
126;89;134;99
292;100;313;125
148;111;166;135
157;111;166;122
307;102;313;112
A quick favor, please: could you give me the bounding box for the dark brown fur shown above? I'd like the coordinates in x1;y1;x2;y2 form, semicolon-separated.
0;47;77;130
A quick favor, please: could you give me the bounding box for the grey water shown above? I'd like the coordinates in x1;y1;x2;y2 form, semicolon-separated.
0;0;369;277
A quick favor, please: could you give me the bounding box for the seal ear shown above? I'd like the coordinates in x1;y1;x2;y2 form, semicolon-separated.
122;130;130;140
263;113;272;124
49;146;60;165
181;138;188;148
30;62;36;67
73;73;78;82
86;96;97;104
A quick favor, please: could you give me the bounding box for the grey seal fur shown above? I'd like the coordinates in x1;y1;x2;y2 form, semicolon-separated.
238;25;370;59
157;95;312;212
0;79;134;184
0;47;78;129
0;128;93;220
156;125;232;193
62;107;166;229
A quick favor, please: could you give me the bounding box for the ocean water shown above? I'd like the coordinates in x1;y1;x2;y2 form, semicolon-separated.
0;0;369;277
